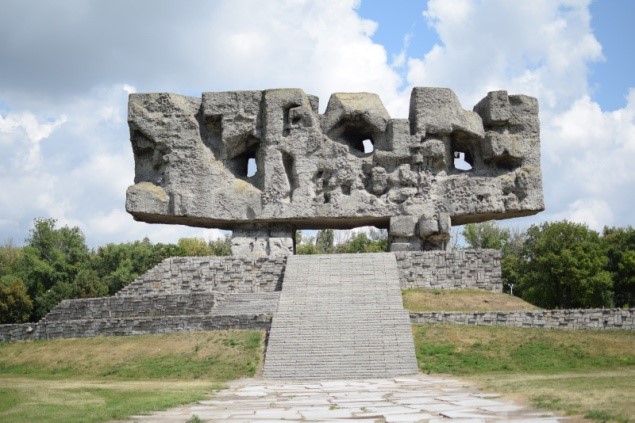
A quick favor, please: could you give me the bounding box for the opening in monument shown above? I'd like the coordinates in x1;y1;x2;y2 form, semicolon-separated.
362;139;374;154
247;157;257;177
327;118;376;156
453;151;472;171
295;227;388;254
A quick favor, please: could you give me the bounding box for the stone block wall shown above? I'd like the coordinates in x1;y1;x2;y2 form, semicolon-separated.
0;250;506;342
42;293;224;322
117;255;287;297
0;314;273;342
118;251;503;296
410;309;635;330
396;250;502;291
0;292;280;341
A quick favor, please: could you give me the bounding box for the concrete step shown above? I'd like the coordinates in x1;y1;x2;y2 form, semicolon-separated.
263;253;418;380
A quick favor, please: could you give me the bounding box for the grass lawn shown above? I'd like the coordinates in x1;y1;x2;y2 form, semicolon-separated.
403;288;540;312
414;324;635;422
0;330;264;423
2;308;633;423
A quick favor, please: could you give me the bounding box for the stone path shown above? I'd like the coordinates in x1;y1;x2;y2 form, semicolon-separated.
263;253;418;379
125;374;566;422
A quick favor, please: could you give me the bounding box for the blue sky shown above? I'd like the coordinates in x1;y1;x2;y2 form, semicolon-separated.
0;0;633;247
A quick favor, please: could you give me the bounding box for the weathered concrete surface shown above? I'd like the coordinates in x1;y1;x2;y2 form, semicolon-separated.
126;87;543;254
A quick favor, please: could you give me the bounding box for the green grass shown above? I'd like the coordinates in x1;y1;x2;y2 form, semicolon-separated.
403;288;539;312
413;324;635;374
0;378;214;423
0;330;264;422
2;318;634;422
414;324;635;422
0;330;262;380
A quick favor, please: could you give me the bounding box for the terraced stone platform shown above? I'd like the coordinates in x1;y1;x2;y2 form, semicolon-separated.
263;253;418;379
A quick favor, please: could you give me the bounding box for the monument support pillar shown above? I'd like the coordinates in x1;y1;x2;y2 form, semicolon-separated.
231;224;294;256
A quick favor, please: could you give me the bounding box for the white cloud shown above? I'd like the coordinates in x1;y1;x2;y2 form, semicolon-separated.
408;0;603;110
0;111;67;170
85;208;227;245
541;91;635;228
0;0;631;248
548;199;614;232
0;0;404;114
0;1;406;247
404;0;633;232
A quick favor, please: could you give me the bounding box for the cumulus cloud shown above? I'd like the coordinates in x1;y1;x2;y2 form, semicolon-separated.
0;0;404;247
0;112;67;170
1;0;632;248
408;0;603;109
0;0;403;111
405;0;633;231
540;91;635;227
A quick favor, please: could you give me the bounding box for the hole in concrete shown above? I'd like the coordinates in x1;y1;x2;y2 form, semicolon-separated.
453;151;473;171
340;126;374;155
328;118;377;156
362;139;374;154
247;157;257;177
282;151;296;199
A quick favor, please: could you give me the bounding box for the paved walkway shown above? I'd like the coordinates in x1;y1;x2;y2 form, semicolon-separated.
125;374;566;422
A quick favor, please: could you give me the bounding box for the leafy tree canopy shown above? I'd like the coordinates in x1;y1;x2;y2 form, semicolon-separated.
518;221;613;309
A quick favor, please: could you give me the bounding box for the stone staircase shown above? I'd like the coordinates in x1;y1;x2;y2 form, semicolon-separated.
263;253;418;379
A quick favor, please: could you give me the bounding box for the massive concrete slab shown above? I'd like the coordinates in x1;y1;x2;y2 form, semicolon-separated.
126;88;543;253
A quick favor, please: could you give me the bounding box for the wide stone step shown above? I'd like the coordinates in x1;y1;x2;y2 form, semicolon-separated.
263;253;418;380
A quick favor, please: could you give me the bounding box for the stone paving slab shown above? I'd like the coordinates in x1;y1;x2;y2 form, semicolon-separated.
124;374;567;422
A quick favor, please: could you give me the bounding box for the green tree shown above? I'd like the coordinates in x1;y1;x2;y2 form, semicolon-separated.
315;229;334;253
208;236;231;256
178;237;214;256
34;281;74;318
72;268;108;299
16;218;90;319
518;221;613;309
335;231;387;253
602;226;635;307
0;275;33;324
296;232;318;255
296;243;319;254
462;221;510;249
500;227;526;296
92;238;180;295
0;240;23;277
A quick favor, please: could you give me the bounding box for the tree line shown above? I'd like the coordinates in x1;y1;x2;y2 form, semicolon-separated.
462;220;635;309
0;218;231;323
1;218;633;324
295;228;388;255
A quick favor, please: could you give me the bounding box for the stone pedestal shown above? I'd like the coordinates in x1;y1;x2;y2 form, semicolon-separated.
231;225;294;256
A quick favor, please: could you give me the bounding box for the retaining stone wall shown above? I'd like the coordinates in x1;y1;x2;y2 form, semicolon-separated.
396;250;502;291
0;251;504;342
42;293;224;322
410;308;635;330
0;314;272;341
117;255;287;297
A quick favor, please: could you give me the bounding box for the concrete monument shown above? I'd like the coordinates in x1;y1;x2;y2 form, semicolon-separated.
126;88;543;255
